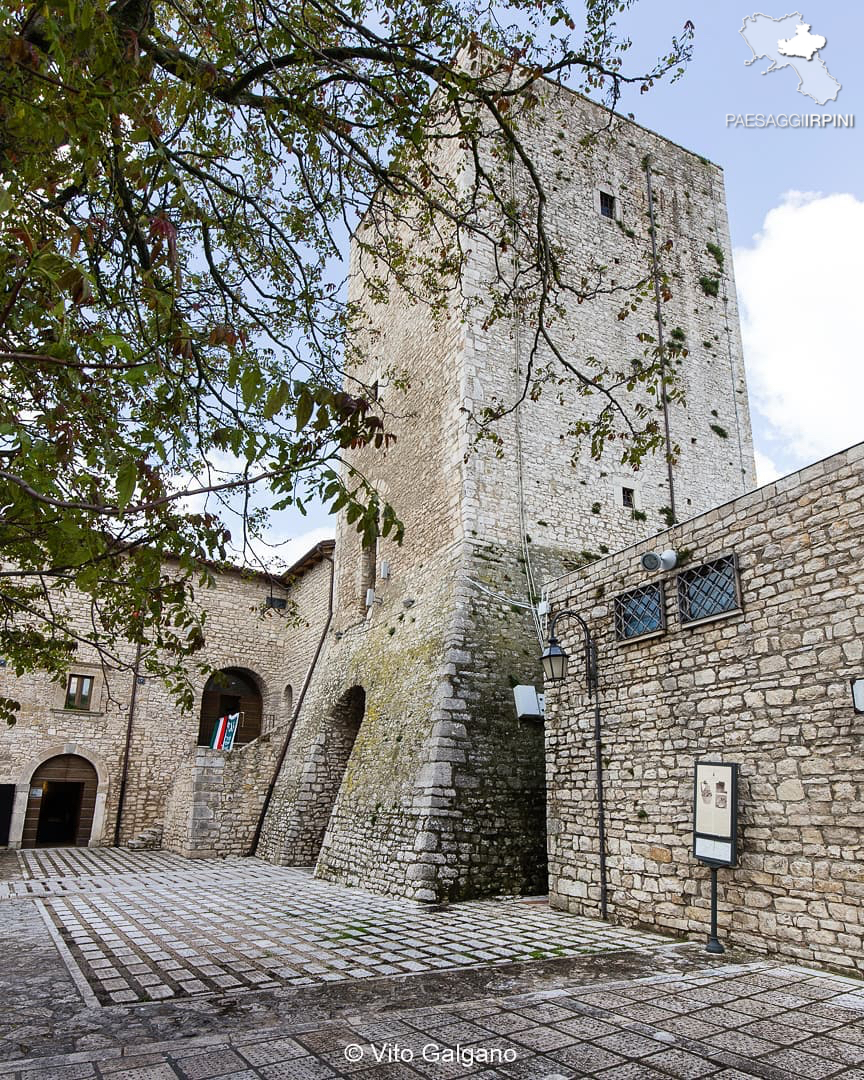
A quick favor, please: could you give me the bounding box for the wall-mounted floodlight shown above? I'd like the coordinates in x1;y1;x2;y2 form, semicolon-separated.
641;549;678;573
513;685;545;720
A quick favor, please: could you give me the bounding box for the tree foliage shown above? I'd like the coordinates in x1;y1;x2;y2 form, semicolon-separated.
0;0;692;714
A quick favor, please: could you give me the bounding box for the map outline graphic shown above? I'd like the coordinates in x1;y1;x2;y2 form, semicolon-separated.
740;11;841;106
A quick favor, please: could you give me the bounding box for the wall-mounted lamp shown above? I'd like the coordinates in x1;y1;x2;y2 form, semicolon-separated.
539;607;606;919
540;610;597;690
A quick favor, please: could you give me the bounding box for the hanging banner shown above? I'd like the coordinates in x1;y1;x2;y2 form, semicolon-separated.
693;760;739;866
222;712;240;751
210;712;241;750
209;715;227;749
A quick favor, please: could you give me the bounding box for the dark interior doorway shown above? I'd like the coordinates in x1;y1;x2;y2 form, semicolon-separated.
22;755;99;848
36;781;84;845
198;668;263;746
0;784;14;846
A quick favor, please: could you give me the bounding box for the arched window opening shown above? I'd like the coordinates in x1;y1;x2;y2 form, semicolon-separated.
198;668;263;747
283;683;294;718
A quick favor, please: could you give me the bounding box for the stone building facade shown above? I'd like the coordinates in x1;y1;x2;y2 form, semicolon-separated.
1;81;771;917
257;84;755;902
0;544;333;855
544;444;864;976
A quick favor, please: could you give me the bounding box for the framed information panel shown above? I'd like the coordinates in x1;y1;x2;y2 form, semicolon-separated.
693;760;738;866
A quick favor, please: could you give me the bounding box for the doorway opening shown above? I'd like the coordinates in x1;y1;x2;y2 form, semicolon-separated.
198;668;263;746
0;784;14;846
312;685;365;856
23;755;99;848
36;782;84;845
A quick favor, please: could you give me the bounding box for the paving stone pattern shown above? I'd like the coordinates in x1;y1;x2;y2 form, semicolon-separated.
4;852;864;1078
8;850;665;1005
4;958;864;1079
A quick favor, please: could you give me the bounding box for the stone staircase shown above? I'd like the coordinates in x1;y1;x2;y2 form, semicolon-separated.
126;825;163;851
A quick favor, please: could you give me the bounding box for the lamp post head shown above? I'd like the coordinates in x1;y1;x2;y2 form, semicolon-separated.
541;636;569;683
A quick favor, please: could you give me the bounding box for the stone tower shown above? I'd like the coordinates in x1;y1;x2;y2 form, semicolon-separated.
257;82;755;901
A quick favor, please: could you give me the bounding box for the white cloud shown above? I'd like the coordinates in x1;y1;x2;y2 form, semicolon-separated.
735;191;864;468
237;524;335;573
754;449;781;486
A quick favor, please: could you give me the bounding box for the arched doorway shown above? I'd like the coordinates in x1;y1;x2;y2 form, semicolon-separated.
198;668;263;747
22;755;99;848
312;685;365;855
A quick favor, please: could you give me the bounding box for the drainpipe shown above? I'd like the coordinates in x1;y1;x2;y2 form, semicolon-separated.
644;158;677;523
113;640;143;846
247;554;335;855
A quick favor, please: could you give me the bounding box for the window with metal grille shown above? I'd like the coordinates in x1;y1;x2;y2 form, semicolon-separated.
621;486;635;509
600;190;616;219
677;555;740;624
65;674;94;711
614;583;665;641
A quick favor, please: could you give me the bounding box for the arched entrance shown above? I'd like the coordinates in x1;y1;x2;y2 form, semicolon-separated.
311;685;365;856
22;755;99;848
198;668;263;747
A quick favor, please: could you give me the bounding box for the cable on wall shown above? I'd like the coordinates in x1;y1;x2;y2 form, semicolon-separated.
510;157;545;648
644;158;677;522
709;174;749;492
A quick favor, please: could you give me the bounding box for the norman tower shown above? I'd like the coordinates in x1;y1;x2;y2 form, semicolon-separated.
257;81;755;901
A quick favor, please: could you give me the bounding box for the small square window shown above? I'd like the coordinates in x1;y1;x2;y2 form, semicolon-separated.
621;486;635;509
677;555;740;624
600;191;616;219
65;674;94;711
615;583;665;641
265;596;287;610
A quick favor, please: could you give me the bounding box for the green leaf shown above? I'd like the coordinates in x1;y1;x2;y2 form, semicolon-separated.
295;388;314;432
263;379;290;420
240;365;261;408
116;460;137;511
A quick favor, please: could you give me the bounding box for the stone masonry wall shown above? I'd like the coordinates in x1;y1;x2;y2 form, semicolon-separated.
460;82;755;561
0;553;332;849
545;443;864;975
258;81;757;902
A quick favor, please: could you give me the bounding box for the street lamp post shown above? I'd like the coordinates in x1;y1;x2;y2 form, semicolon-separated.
540;610;607;921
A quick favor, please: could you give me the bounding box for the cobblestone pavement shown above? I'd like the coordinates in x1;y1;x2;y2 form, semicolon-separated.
3;850;864;1079
5;849;665;1006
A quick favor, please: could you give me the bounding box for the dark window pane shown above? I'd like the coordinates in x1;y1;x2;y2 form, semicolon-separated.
600;191;615;219
64;676;79;709
677;556;739;624
622;486;635;508
65;674;93;710
615;584;665;640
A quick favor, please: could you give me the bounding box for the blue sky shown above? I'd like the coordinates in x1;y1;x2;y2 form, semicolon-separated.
253;2;864;565
615;2;864;485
